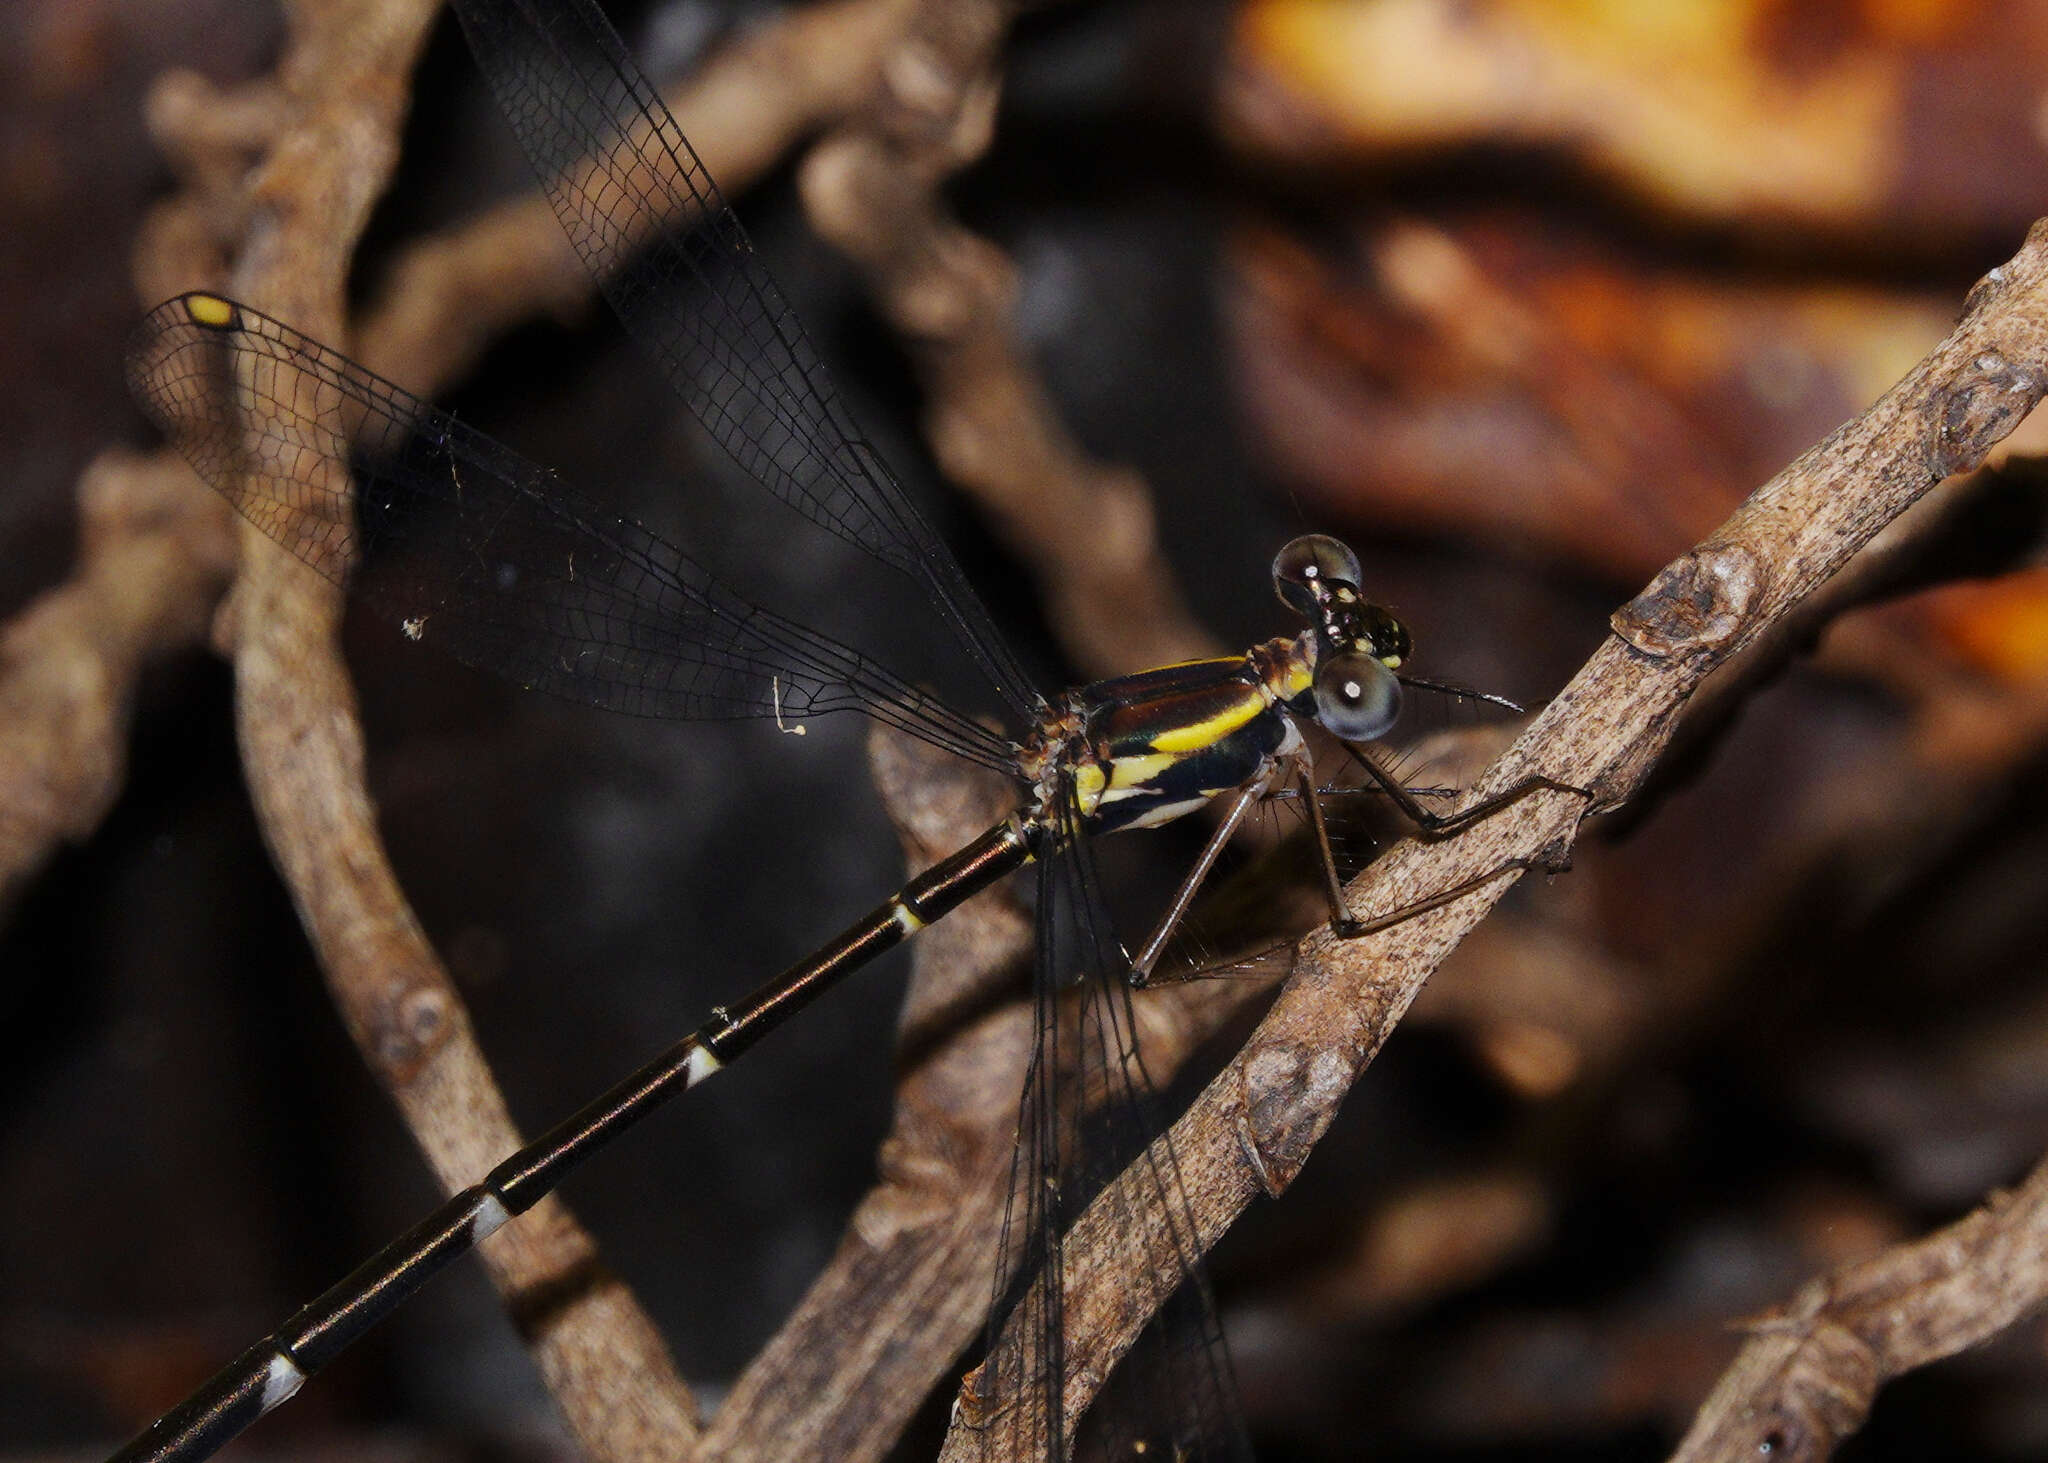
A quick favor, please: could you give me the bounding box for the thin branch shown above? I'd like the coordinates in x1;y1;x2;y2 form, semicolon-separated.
353;0;925;396
0;450;235;903
797;0;1216;676
692;5;1239;1446
1672;1149;2048;1461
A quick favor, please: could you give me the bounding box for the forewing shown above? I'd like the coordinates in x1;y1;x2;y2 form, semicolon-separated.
126;292;1016;774
447;0;1039;719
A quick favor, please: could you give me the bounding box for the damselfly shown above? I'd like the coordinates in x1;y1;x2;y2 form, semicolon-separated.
112;0;1561;1457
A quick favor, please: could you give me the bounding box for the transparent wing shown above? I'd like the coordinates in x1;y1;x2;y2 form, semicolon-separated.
127;292;1017;775
447;0;1039;720
973;786;1248;1461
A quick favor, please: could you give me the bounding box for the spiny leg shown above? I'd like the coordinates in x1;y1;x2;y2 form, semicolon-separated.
1315;743;1589;939
1346;740;1585;841
1339;857;1542;937
1128;779;1271;986
1297;760;1369;939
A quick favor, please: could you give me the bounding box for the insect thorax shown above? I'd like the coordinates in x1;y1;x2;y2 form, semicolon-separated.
1016;639;1315;838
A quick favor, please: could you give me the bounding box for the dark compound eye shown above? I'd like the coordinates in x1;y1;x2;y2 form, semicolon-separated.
1312;651;1402;741
1362;607;1411;667
1273;534;1365;617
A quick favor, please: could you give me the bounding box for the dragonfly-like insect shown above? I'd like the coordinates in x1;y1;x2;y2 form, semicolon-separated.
112;0;1566;1457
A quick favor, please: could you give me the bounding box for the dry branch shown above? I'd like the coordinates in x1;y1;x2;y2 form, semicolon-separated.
944;226;2048;1458
0;451;235;902
353;0;925;396
797;0;1214;677
560;2;1243;1438
1673;1150;2048;1461
128;0;703;1456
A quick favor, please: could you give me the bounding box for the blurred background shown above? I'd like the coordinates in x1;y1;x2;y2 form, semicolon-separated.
6;0;2048;1458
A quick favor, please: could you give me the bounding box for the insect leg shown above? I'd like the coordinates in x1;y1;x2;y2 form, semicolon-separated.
1128;779;1270;986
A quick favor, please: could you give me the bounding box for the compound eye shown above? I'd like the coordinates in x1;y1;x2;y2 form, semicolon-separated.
1363;608;1411;667
1273;534;1365;616
1312;651;1402;741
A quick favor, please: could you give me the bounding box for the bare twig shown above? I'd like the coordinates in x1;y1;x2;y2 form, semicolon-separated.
948;227;2048;1457
686;6;1246;1440
0;450;235;902
353;0;925;396
798;0;1214;676
1672;1150;2048;1461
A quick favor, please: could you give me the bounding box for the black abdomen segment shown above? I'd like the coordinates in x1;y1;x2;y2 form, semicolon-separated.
108;818;1032;1463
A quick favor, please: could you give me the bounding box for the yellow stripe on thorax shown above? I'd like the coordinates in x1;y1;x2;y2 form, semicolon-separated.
1071;761;1108;816
1105;750;1177;792
1145;686;1266;755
